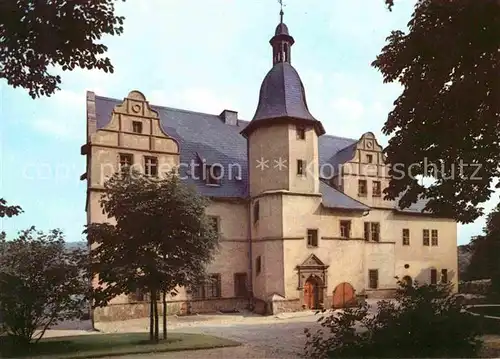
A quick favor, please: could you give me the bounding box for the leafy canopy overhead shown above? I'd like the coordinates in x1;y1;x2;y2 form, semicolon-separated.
373;0;500;223
0;0;125;98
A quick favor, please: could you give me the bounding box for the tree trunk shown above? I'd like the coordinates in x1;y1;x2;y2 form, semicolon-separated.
153;290;159;343
149;290;154;342
162;290;167;339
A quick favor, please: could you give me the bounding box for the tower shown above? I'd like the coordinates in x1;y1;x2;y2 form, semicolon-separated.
242;10;325;301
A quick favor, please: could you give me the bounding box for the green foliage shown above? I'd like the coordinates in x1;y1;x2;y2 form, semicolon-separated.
372;0;500;223
304;280;482;358
0;228;89;344
0;199;22;218
465;204;500;295
0;0;125;98
86;170;219;342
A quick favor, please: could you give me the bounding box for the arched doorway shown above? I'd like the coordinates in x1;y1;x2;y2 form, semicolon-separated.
332;282;356;308
303;276;323;309
402;275;413;287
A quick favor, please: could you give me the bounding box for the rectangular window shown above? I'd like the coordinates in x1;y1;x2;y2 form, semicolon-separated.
423;229;430;246
430;269;437;284
119;154;133;173
253;201;260;224
297;159;305;175
372;181;381;197
256;256;262;276
192;274;221;299
208;216;219;234
368;269;379;289
144;156;158;176
206;165;221;186
132;121;143;134
234;273;248;297
358;179;367;196
307;229;318;247
441;269;448;283
431;229;438;246
365;222;380;242
371;223;380;241
296;126;306;140
402;228;410;246
340;220;351;239
366;154;373;163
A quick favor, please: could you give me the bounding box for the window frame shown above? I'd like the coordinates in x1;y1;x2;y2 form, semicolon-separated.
423;229;430;246
297;159;306;176
358;179;367;197
441;269;448;283
340;220;351;239
402;228;410;246
372;181;381;197
132;121;143;134
191;273;221;300
296;126;306;140
253;201;260;224
119;153;133;173
431;229;438;246
430;268;437;284
368;269;379;289
144;156;158;177
307;229;319;247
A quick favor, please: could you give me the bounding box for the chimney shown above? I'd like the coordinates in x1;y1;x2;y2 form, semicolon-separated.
219;109;238;126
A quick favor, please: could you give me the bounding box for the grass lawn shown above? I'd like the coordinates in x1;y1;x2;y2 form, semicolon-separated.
0;332;240;359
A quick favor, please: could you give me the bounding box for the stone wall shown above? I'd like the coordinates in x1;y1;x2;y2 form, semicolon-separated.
94;297;249;322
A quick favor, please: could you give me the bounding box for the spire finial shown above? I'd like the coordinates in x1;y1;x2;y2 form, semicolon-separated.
278;0;284;23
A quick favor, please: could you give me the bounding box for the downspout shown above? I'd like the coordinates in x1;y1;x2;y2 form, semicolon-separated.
246;139;254;311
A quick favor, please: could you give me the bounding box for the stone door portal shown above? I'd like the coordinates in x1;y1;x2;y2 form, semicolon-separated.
332;282;355;308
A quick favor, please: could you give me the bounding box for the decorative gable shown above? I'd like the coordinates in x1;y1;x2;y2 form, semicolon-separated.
299;254;327;268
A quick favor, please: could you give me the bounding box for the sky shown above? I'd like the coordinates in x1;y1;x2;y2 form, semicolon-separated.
0;0;497;244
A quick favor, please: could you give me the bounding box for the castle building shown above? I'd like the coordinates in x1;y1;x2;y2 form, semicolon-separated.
83;14;458;321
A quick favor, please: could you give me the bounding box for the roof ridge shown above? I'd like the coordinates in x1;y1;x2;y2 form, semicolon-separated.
322;133;357;142
94;94;244;122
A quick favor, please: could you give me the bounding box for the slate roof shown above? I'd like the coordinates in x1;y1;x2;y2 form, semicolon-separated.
242;62;325;137
92;95;429;215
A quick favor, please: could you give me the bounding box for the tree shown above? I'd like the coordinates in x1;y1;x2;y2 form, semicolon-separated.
372;0;500;223
0;227;89;345
465;204;500;294
304;279;482;358
0;0;125;99
86;170;219;343
0;199;22;218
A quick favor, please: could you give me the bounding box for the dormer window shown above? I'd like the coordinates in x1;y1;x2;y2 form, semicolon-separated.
296;126;306;140
206;165;222;186
132;121;143;134
366;154;373;163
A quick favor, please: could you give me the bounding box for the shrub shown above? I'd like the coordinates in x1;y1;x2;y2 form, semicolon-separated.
304;279;483;358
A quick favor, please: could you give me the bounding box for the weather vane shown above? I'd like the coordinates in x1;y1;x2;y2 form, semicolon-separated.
277;0;285;22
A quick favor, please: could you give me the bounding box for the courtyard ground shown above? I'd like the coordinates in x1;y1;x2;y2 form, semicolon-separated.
44;300;500;358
